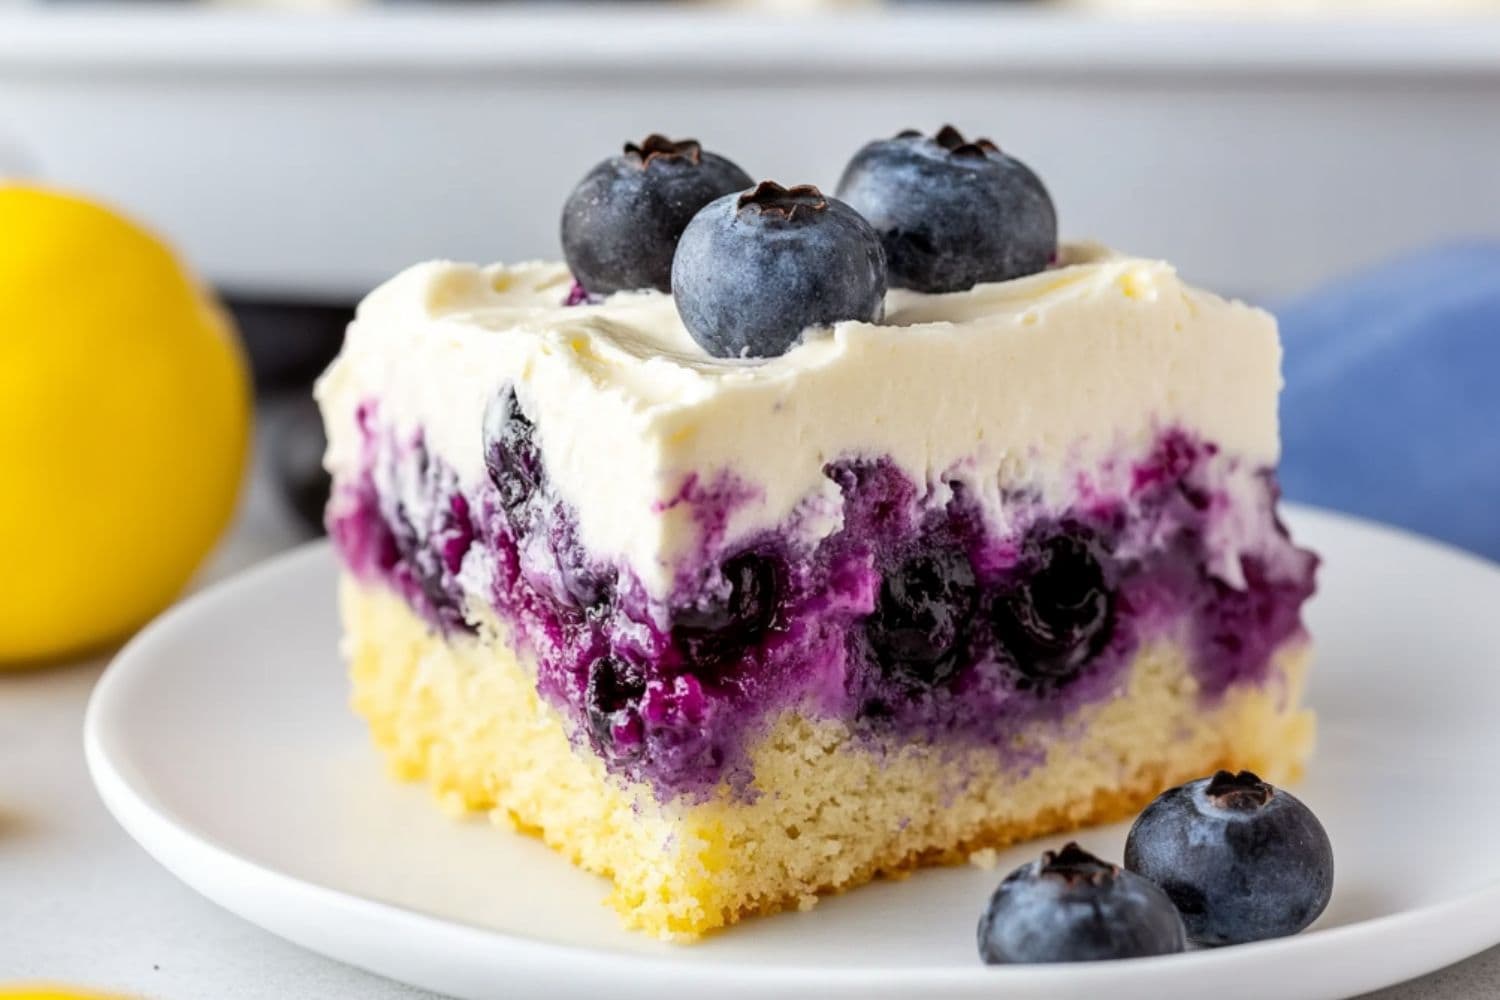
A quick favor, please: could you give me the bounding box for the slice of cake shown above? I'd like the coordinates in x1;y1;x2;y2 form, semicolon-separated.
316;129;1317;941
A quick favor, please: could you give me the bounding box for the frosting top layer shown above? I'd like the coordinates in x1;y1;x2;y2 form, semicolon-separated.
317;243;1284;596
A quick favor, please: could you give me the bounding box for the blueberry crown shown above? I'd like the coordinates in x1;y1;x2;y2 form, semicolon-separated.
1038;842;1118;886
898;124;1001;160
623;134;703;167
736;180;828;221
1205;769;1275;811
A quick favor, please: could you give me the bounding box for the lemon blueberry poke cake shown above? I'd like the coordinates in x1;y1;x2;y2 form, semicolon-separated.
315;127;1318;940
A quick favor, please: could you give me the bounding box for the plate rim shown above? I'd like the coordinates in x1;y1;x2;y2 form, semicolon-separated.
83;504;1500;999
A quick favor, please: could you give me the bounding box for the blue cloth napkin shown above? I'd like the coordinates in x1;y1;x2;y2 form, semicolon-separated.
1276;242;1500;561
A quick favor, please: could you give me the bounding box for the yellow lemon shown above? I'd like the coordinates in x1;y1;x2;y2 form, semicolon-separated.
0;186;250;664
0;990;131;1000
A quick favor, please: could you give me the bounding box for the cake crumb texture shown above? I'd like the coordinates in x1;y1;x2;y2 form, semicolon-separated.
343;577;1313;941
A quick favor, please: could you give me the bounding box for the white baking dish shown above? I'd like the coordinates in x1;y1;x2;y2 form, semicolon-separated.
1;6;1497;299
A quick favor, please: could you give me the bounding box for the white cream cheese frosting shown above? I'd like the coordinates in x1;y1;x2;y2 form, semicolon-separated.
316;243;1284;596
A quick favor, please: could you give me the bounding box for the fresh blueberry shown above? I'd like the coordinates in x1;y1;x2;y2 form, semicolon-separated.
866;546;977;685
561;135;752;296
836;125;1056;293
671;181;887;358
978;842;1187;964
670;550;783;666
993;528;1113;689
482;387;543;519
584;654;646;760
1124;770;1334;946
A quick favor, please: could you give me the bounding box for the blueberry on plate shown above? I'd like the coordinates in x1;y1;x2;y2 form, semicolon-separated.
671;181;887;359
561;135;752;296
978;842;1186;964
836;125;1056;293
1124;770;1334;946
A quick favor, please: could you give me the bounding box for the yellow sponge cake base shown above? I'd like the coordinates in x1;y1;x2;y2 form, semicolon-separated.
342;576;1313;941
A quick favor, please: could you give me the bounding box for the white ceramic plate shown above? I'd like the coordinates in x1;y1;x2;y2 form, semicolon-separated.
86;506;1500;1000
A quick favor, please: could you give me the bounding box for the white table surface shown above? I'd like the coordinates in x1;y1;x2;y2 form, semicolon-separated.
3;415;1498;999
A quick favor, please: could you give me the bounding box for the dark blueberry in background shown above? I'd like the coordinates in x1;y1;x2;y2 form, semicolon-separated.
836;125;1056;293
1124;770;1334;946
584;654;647;759
227;297;350;394
670;550;783;667
238;297;350;535
977;842;1187;964
268;392;331;534
482;387;544;519
561;135;752;296
671;181;887;359
993;529;1113;689
866;546;977;685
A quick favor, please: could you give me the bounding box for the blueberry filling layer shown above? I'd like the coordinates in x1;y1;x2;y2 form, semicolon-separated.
329;400;1317;801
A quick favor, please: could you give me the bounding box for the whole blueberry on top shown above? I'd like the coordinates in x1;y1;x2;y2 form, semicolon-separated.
1124;770;1334;946
836;125;1056;293
671;181;887;359
977;842;1186;964
560;135;752;296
